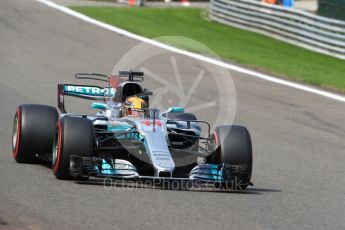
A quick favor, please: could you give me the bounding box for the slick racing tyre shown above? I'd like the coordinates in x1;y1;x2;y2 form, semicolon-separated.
166;112;199;176
12;104;58;163
211;125;252;189
53;116;95;180
166;112;197;122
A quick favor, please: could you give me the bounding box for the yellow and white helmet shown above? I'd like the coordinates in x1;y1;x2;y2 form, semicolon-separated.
123;96;146;118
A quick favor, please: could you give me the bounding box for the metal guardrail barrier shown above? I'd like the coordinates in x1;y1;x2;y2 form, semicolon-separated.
210;0;345;59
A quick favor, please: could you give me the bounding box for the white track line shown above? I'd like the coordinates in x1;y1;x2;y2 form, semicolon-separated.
36;0;345;103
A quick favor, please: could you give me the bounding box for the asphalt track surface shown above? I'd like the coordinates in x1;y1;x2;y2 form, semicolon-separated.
1;0;345;229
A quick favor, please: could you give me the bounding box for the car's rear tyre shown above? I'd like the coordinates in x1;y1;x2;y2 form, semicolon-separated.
166;112;199;176
53;116;95;180
211;125;252;189
12;104;58;163
165;112;197;121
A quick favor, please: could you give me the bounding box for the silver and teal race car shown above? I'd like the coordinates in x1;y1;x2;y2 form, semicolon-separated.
12;71;253;190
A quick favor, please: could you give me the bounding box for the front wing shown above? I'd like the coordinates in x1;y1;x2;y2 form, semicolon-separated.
69;156;252;189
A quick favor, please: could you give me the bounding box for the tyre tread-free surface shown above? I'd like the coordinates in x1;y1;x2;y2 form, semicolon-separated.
12;104;58;163
213;125;252;177
53;116;95;179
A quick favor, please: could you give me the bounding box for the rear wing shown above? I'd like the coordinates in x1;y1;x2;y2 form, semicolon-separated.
58;71;144;113
58;84;115;113
74;71;144;83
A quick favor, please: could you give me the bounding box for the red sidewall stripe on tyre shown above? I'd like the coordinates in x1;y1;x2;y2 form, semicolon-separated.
213;130;221;163
213;130;219;146
53;121;62;174
13;109;21;159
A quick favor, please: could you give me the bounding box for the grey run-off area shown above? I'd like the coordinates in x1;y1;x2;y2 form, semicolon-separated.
0;0;345;230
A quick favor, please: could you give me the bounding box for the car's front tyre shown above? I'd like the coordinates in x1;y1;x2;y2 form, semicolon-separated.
53;116;95;179
210;125;253;190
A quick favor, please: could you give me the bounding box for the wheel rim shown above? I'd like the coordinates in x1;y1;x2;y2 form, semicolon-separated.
52;122;63;175
12;115;19;152
212;131;221;163
52;130;59;166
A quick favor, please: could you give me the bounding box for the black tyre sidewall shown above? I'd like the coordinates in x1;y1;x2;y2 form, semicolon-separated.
166;112;197;121
53;117;95;179
166;112;199;174
12;104;58;163
213;125;252;177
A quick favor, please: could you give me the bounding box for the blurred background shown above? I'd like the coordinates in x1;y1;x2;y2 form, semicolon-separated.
57;0;344;93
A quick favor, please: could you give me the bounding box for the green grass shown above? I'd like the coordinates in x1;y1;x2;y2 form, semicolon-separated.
71;7;345;92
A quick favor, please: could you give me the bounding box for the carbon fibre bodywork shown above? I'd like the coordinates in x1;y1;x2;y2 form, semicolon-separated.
53;72;252;189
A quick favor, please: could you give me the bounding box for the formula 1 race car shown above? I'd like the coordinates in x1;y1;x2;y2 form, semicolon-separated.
12;71;253;190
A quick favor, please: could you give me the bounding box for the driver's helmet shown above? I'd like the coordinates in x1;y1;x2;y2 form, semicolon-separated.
123;96;146;118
